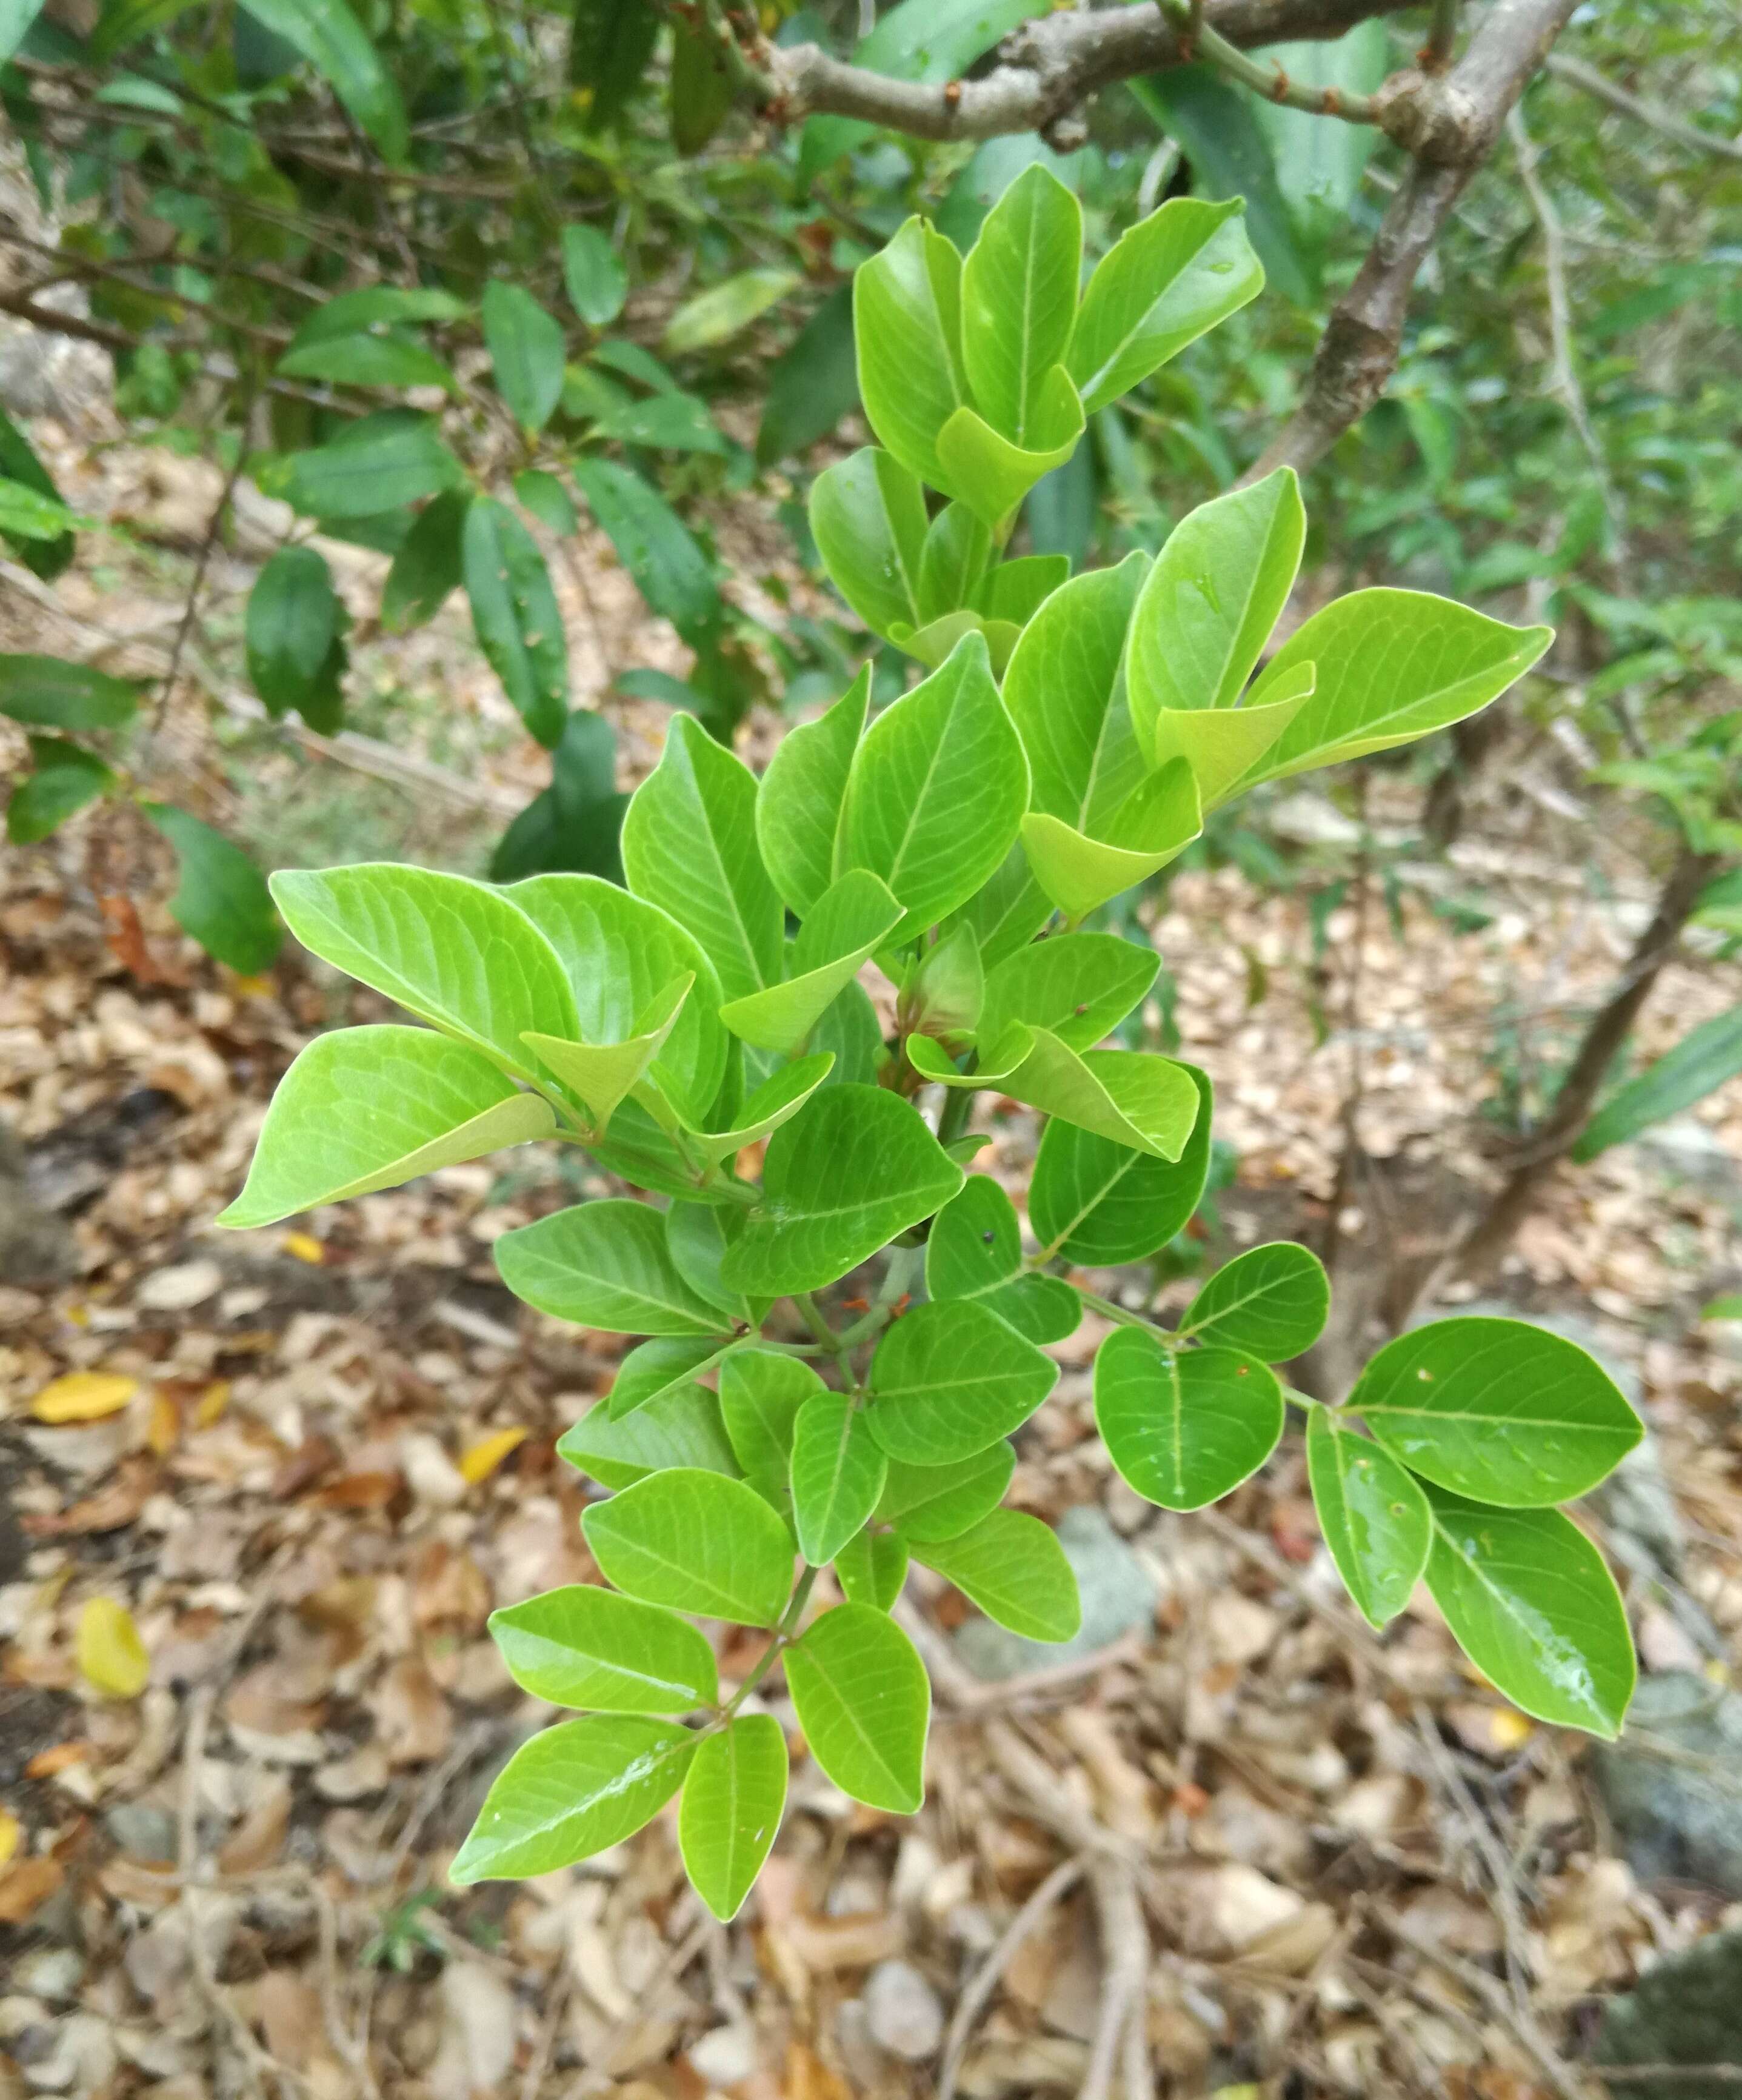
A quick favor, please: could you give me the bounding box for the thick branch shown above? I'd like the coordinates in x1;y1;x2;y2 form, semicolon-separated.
1546;50;1742;164
1249;0;1582;480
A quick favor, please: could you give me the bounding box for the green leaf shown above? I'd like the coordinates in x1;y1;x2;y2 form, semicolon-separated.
462;497;569;749
382;491;470;634
921;1176;1075;1343
584;389;724;456
757;284;859;466
276;411;462;520
835;1528;910;1610
561;224;627;328
907;922;983;1042
1305;1409;1430;1630
756;667;869;918
719;1348;821;1508
0;653;138;731
791;1394;888;1567
1181;1242;1329;1361
1572;1005;1742;1162
809;448;927;643
583;1468;794;1625
570;0;659;128
287;288;468;348
219;1026;554;1229
1126;469;1305;746
91;0;196;56
935;369;1086;532
572;460;722;649
490;1587;718;1711
666;1202;759;1328
237;0;407;159
1421;1486;1635;1738
838;633;1029;942
670;14;731;154
719;1085;963;1299
7;737;111;845
1095;1329;1284;1510
875;1442;1015;1543
450;1714;693;1882
719;871;903;1055
142;806;282;974
916;503;993;627
621;714;783;1003
496;1199;731;1337
1351;1317;1643;1508
960;162;1081;449
607;1336;727;1422
1238;591;1553;787
1067;196;1263;414
276;331;456;392
1149;663;1317;811
1030;1063;1212;1262
558;1383;739;1490
0;408;74;580
913;1510;1080;1643
853;217;972;498
680;1714;787;1922
937;840;1052;973
979;935;1156;1057
676;1054;836;1172
525;973;692;1136
955;1028;1198;1162
665;269;799;356
271;864;575;1078
481;281;566;433
1018;760;1202;920
0;477;79;540
246;545;346;729
784;1603;929;1811
1004;552;1148;831
866;1300;1056;1465
506;872;727;1129
979;553;1069;629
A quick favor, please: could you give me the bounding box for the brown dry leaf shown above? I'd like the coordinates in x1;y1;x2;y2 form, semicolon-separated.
225;1665;328;1739
24;1741;92;1779
25;1455;159;1537
412;1540;493;1636
31;1370;139;1422
785;2041;854;2100
0;1854;65;1923
372;1655;453;1767
77;1594;151;1698
218;1774;293;1873
253;1970;326;2071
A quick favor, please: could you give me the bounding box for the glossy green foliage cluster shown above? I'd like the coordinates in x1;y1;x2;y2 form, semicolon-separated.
221;187;1640;1918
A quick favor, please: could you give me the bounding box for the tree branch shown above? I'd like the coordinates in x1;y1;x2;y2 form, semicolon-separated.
1247;0;1583;481
1546;50;1742;164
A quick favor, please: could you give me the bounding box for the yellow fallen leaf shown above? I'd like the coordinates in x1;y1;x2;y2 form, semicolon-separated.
231;973;274;997
1490;1707;1534;1751
147;1393;181;1455
459;1426;528;1485
32;1372;138;1423
282;1231;324;1265
0;1811;18;1873
76;1597;150;1700
194;1379;230;1428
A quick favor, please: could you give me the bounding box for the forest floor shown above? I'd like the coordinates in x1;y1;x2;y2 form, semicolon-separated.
5;413;1742;2100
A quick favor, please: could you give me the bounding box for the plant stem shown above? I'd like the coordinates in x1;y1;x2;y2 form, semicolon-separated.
723;1565;819;1716
1071;1286;1160;1334
936;1081;977;1148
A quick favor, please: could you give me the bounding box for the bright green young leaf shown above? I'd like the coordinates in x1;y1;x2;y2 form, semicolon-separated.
920;1176;1073;1342
572;459;722;649
1238;590;1554;787
935;368;1085;530
622;713;783;1002
219;1026;553;1228
495;1199;730;1336
1019;759;1201;920
1068;196;1263;415
719;871;902;1055
677;1054;835;1171
462;497;569;749
1095;1328;1284;1510
979;935;1157;1057
790;1393;888;1567
1181;1241;1329;1361
718;1085;963;1298
0;477;78;540
853;216;972;498
835;1528;910;1610
506;873;727;1128
524;972;692;1134
1421;1486;1635;1738
809;449;927;644
959;163;1081;447
271;864;575;1077
907;923;984;1042
558;1384;739;1491
0;654;138;731
450;1714;694;1882
838;632;1029;942
561;224;628;328
784;1603;929;1812
1305;1409;1431;1630
719;1348;822;1508
989;1029;1199;1162
1150;663;1316;809
246;544;345;731
756;667;869;917
1572;1005;1742;1162
482;281;566;432
865;1300;1057;1465
916;503;993;626
1126;469;1305;741
913;1510;1080;1643
938;842;1053;975
489;1587;718;1711
979;552;1069;629
382;490;470;633
664;269;798;356
1351;1317;1643;1508
0;410;73;581
1029;1063;1212;1263
276;411;461;519
680;1714;788;1923
875;1441;1015;1543
6;738;111;846
238;0;407;159
142;806;282;974
583;1468;793;1625
608;1336;727;1422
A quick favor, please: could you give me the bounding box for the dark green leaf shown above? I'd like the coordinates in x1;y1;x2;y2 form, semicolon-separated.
1181;1242;1329;1361
0;406;73;579
141;805;282;974
236;0;407;159
382;491;470;634
482;281;566;433
670;14;730;153
246;544;346;729
1305;1409;1430;1630
561;224;627;327
570;0;659;127
757;284;859;465
1573;1005;1742;1162
572;458;721;648
276;412;462;521
1095;1328;1283;1510
0;653;138;731
462;495;569;749
6;736;111;844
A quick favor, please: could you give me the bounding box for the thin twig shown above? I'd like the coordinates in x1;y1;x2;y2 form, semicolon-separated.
1546;50;1742;164
939;1859;1086;2100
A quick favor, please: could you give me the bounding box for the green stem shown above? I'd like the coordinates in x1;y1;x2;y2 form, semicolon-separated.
935;1081;976;1148
1283;1386;1323;1413
723;1565;819;1716
835;1245;921;1351
1072;1286;1166;1334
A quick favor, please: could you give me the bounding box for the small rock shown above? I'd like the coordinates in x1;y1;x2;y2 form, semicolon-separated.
104;1803;177;1863
955;1505;1156;1681
686;2022;758;2087
1634;1116;1742;1197
13;1950;82;2003
864;1959;944;2061
1204;1591;1278;1667
1593;1921;1742;2099
400;1432;469;1508
18;2011;118;2095
1592;1671;1742;1897
1266;791;1360;848
135;1259;222;1312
